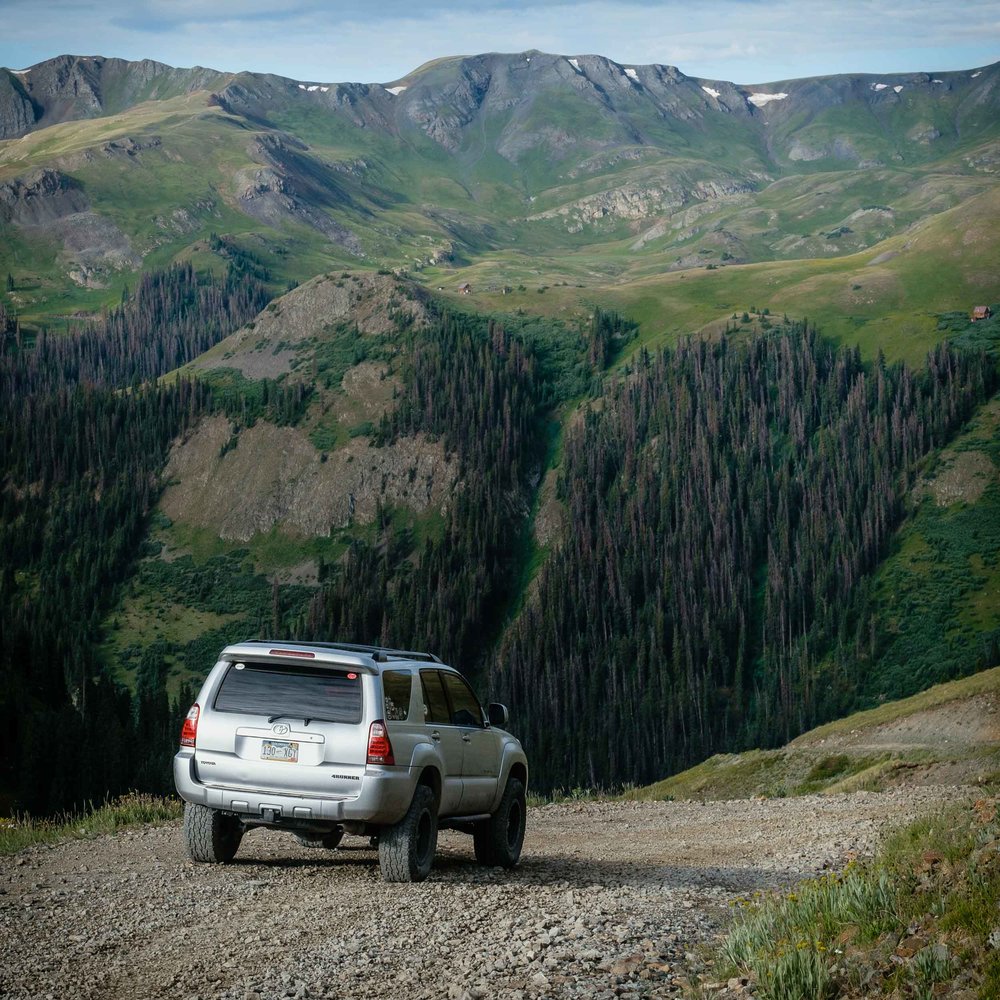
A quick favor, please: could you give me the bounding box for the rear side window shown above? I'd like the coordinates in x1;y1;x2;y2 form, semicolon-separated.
214;661;362;724
382;670;413;721
420;670;450;724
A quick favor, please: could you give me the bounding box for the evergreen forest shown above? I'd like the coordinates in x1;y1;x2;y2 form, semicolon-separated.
0;265;997;811
0;264;267;814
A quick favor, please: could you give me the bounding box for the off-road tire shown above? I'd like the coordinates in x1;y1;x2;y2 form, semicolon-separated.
378;784;438;882
294;829;344;850
473;777;526;868
183;802;243;863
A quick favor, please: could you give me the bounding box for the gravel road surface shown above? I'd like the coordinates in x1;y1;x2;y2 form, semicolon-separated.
0;786;965;1000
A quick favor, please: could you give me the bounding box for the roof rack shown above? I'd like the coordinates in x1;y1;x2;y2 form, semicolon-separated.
239;639;442;664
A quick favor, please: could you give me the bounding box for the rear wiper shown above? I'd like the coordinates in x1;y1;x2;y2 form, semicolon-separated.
267;715;311;726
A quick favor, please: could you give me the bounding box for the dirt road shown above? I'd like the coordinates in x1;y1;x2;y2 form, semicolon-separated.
0;786;965;1000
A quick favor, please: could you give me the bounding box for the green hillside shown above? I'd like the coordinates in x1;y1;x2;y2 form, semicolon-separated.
2;52;999;351
627;666;1000;802
3;50;1000;813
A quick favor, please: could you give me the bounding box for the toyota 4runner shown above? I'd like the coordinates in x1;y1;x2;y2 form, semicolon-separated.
173;640;528;882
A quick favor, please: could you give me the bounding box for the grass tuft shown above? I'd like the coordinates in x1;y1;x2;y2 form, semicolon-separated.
0;793;182;855
710;798;1000;999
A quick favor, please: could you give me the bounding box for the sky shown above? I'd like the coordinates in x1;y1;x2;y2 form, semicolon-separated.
0;0;997;85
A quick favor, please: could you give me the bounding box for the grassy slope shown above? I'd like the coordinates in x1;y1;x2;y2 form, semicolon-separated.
0;793;181;856
0;97;366;326
443;180;1000;367
862;392;1000;700
1;67;999;357
626;668;1000;802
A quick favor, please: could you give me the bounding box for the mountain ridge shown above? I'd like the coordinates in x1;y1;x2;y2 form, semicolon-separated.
5;50;998;137
2;47;998;336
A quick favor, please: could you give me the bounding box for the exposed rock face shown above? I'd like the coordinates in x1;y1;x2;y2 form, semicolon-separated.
787;140;826;162
396;51;755;157
197;271;431;379
405;60;494;152
529;176;760;232
216;75;393;132
161;416;457;541
234;134;362;252
0;55;226;138
0;72;39;139
0;168;140;282
0;168;88;225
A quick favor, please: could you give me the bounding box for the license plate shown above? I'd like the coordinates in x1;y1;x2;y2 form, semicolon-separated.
261;740;299;763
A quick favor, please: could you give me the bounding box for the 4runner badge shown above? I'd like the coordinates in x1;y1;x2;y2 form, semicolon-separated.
272;723;291;735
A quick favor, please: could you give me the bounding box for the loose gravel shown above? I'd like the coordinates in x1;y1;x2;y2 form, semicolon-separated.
0;785;966;1000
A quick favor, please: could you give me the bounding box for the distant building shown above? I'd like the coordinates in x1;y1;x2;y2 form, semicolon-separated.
458;282;472;294
971;305;992;322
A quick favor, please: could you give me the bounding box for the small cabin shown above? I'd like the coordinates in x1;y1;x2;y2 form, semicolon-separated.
971;305;992;322
458;282;472;294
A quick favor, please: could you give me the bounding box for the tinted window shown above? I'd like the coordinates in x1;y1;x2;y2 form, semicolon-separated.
214;661;362;724
442;672;484;728
420;670;450;724
383;670;413;721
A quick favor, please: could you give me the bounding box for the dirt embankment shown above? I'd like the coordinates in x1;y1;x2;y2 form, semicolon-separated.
0;786;964;1000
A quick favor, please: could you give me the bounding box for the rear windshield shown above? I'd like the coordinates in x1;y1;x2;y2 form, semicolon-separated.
214;661;363;724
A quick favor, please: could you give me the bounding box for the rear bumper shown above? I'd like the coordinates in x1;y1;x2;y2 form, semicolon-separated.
173;751;415;826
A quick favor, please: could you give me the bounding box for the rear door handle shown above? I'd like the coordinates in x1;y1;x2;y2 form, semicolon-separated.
431;730;441;742
461;734;471;743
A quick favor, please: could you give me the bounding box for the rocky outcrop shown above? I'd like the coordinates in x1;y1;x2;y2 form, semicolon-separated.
404;60;493;151
161;416;458;541
0;71;39;139
529;176;760;233
234;134;362;253
197;271;431;379
0;168;139;283
101;135;162;158
0;168;88;225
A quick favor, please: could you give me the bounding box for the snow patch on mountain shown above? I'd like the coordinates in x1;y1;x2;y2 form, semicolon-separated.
747;92;788;107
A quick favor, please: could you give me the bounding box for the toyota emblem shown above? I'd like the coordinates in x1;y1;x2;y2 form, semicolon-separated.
272;723;291;735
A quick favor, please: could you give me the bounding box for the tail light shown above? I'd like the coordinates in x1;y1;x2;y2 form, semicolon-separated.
367;720;395;765
180;704;200;747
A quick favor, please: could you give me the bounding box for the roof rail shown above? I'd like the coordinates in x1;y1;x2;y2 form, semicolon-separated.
238;639;442;664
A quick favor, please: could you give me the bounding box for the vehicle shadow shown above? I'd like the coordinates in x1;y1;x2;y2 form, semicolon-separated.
229;836;807;893
433;851;808;893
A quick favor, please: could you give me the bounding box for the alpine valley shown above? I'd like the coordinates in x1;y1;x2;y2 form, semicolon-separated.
1;51;999;811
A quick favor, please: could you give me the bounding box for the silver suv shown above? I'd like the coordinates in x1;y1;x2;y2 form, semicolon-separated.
173;640;528;882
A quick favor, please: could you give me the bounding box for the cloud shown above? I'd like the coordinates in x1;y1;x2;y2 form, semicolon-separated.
0;0;998;83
